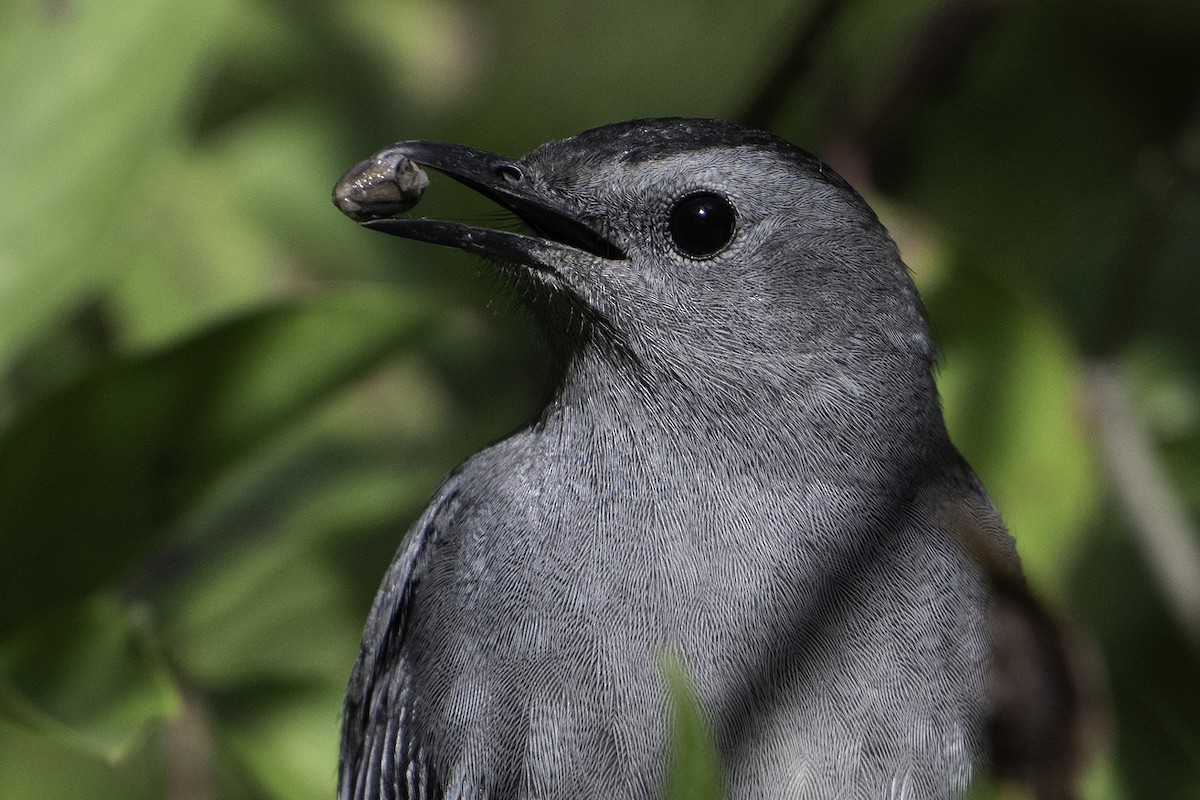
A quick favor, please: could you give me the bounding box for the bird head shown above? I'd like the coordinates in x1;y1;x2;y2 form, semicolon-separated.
334;119;936;421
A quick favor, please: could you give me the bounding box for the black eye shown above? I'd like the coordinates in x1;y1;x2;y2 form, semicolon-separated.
668;192;736;258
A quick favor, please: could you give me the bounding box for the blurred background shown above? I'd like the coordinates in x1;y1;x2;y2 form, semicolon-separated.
1;0;1198;797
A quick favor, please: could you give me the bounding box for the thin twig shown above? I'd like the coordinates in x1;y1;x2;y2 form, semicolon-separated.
737;0;849;130
1084;361;1200;646
813;0;1018;190
847;0;1018;154
1084;100;1200;647
161;687;215;800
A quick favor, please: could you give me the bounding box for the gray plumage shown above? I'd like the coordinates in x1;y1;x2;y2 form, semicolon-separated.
333;118;1020;800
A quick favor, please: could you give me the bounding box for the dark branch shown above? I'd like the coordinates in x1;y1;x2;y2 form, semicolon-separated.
737;0;849;130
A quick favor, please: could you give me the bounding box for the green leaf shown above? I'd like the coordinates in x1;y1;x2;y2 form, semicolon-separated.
213;681;344;800
663;656;724;800
0;596;179;762
0;0;236;370
164;544;360;687
926;256;1100;594
0;290;438;636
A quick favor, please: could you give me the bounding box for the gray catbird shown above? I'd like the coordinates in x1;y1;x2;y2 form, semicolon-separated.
331;119;1041;800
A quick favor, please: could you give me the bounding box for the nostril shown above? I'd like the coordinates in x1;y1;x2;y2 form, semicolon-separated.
496;164;523;183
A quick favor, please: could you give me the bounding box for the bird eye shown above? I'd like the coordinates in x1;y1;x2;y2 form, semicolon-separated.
668;192;736;259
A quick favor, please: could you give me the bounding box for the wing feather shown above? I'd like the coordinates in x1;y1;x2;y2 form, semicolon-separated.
338;476;464;800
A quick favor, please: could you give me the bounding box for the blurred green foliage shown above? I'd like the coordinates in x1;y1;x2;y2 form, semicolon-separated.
1;0;1198;798
664;658;724;800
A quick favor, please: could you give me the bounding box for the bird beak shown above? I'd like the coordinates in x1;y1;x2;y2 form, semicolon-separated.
333;141;626;267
